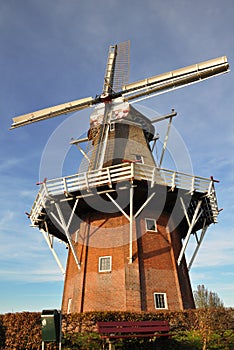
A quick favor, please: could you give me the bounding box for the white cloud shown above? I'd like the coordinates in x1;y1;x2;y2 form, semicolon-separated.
0;221;67;283
186;227;234;268
19;190;36;199
0;210;14;227
0;265;64;283
0;158;22;172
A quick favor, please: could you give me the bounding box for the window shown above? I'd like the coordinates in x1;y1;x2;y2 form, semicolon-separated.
110;122;115;131
67;298;72;314
145;218;157;232
99;256;112;272
154;293;168;309
135;154;144;164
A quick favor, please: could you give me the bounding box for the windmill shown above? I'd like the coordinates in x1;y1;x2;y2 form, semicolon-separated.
11;41;229;312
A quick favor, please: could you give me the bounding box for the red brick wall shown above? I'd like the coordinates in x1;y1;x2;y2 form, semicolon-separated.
62;196;195;313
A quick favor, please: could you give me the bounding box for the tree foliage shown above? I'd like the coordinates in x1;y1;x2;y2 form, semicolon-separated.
194;284;224;309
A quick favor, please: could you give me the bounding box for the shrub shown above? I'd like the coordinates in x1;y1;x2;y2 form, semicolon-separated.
0;309;233;349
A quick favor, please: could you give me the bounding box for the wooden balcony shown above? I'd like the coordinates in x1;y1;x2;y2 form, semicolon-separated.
30;162;219;229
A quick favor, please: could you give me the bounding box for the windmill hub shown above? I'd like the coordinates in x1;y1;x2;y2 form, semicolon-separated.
99;93;113;103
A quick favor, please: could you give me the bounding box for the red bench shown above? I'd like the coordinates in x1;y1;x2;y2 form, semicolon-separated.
97;320;171;348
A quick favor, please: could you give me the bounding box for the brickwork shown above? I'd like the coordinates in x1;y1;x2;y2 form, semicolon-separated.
62;109;195;313
62;213;141;313
62;193;195;313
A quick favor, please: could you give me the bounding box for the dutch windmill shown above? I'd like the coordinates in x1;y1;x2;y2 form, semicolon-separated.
11;41;229;312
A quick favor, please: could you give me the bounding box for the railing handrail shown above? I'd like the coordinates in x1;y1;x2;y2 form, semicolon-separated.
30;162;218;225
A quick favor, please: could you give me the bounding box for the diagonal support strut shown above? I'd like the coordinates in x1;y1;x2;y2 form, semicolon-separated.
50;200;81;270
177;200;202;266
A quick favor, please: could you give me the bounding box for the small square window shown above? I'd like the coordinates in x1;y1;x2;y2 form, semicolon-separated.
145;218;157;232
154;293;168;309
135;154;144;164
110;122;115;131
99;256;112;272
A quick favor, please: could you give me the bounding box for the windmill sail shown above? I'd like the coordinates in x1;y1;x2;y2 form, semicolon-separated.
10;49;229;131
122;56;229;101
102;44;118;95
10;96;95;129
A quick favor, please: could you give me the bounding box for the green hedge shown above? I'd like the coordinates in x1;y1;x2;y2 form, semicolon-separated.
0;309;233;349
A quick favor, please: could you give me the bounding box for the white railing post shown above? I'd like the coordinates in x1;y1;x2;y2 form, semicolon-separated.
63;177;68;194
129;183;134;264
131;162;134;181
106;167;112;188
171;171;176;190
191;176;195;194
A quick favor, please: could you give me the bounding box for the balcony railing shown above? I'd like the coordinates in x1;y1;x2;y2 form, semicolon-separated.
30;162;218;226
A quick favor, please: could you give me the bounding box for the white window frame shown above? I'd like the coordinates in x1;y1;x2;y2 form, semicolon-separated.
67;298;72;314
154;293;168;310
135;154;144;164
99;256;112;272
110;122;115;131
145;218;157;232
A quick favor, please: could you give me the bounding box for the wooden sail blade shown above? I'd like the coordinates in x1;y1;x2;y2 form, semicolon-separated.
102;44;118;95
122;56;229;101
10;96;95;129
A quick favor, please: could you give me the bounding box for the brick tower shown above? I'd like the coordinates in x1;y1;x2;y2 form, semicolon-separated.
61;100;196;312
11;42;229;313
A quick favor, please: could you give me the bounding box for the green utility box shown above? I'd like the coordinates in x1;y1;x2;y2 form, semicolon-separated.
41;309;61;342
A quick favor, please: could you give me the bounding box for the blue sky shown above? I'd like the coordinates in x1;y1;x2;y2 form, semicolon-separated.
0;0;233;313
